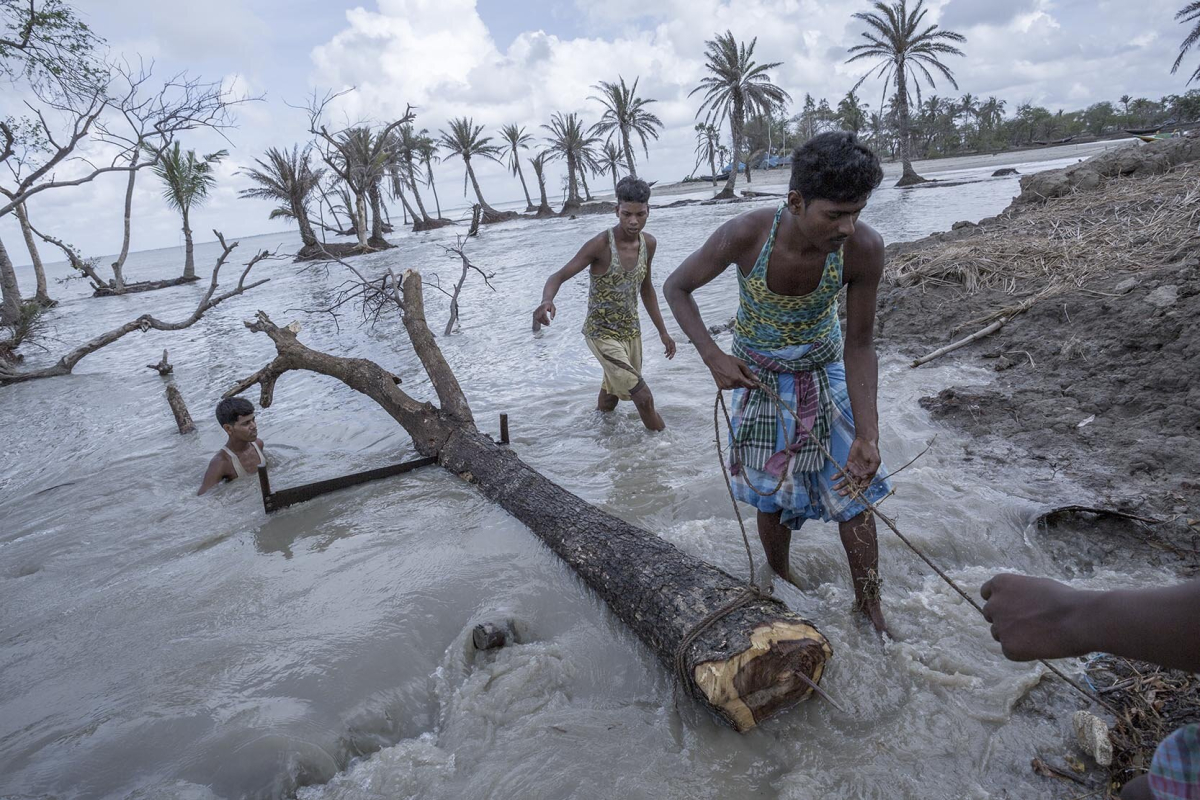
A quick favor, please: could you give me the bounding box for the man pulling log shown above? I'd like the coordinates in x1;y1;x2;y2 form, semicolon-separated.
665;132;892;634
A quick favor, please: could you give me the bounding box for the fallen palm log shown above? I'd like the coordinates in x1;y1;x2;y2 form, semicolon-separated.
229;270;832;732
0;232;271;385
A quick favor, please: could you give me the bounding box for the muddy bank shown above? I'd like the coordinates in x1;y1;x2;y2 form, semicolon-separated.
878;138;1200;570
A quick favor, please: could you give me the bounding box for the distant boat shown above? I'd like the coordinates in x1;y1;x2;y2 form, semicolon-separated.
1032;136;1075;146
1127;131;1175;143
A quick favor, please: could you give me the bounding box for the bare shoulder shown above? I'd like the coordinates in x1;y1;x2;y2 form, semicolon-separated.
844;221;884;282
713;207;773;248
644;231;657;254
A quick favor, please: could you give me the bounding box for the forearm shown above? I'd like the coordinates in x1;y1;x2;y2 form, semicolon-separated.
1080;580;1200;672
842;342;880;442
540;273;564;305
641;286;670;336
664;280;721;361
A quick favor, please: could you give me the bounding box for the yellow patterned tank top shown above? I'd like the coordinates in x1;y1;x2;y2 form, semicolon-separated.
582;229;646;341
734;204;844;351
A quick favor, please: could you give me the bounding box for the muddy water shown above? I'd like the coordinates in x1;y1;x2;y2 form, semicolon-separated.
0;151;1170;799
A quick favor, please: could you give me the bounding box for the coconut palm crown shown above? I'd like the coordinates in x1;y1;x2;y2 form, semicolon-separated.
1173;2;1200;84
690;31;791;199
588;76;663;180
238;145;325;249
147;141;227;279
846;0;966;186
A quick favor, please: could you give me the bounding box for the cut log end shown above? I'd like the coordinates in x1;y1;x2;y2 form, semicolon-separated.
692;620;833;732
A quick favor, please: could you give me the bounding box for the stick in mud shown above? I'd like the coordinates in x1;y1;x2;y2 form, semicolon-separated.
165;384;195;434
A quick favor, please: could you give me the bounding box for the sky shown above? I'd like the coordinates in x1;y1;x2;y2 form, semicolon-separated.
2;0;1197;263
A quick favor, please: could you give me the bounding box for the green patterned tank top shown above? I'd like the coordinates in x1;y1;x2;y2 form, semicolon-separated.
582;229;646;341
734;204;844;352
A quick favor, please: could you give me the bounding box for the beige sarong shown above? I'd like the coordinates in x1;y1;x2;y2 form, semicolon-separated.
585;335;644;400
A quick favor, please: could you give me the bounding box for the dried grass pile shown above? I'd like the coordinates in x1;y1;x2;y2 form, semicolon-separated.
887;163;1200;309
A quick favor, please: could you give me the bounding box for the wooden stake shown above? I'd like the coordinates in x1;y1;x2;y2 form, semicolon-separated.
165;384;195;434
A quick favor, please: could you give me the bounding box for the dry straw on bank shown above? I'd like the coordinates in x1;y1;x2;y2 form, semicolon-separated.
887;162;1200;325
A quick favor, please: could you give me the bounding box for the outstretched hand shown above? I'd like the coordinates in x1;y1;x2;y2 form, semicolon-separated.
834;437;881;497
533;301;556;328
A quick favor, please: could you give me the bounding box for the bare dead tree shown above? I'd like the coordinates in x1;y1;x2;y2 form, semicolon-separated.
227;270;833;733
145;349;172;376
435;235;495;336
0;58;254;301
12;201;52;306
0;231;274;385
300;89;414;253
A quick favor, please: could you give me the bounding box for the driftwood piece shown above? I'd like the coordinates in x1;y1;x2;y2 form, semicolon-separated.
93;275;201;297
0;231;272;385
228;270;832;732
436;237;496;336
911;316;1009;367
146;349;173;376
165;383;195;434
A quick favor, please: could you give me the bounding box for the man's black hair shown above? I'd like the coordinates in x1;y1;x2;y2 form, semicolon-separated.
615;175;652;205
789;132;883;203
216;397;254;426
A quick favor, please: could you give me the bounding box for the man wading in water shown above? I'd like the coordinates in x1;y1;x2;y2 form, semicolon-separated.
533;176;676;431
665;132;891;633
198;397;266;495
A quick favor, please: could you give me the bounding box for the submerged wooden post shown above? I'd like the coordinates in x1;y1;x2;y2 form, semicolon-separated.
257;465;274;513
499;413;509;445
165;384;195;434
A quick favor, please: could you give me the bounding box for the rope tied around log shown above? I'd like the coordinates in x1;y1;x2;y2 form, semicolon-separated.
702;380;1120;719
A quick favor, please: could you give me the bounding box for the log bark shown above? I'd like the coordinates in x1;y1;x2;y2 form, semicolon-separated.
165;383;195;434
228;270;833;732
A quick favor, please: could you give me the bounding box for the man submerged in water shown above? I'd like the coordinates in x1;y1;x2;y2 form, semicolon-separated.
533;176;676;431
198;397;266;495
664;132;891;633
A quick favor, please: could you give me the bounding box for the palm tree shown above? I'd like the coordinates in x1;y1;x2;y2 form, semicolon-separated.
394;124;437;228
529;151;554;218
147;141;228;279
846;0;966;186
239;145;325;251
693;123;721;186
589;76;663;180
416;136;443;218
1174;3;1200;83
499;124;536;212
438;117;505;222
542;111;600;215
690;31;792;199
1119;93;1132;124
597;141;628;197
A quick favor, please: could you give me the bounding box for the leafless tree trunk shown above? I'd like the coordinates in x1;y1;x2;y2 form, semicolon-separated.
0;231;272;385
467;204;481;237
438;236;494;335
227;270;833;733
109;149;140;292
0;234;22;325
13;203;52;306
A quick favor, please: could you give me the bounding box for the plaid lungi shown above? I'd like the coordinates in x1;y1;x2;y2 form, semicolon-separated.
1150;724;1200;800
729;344;891;529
